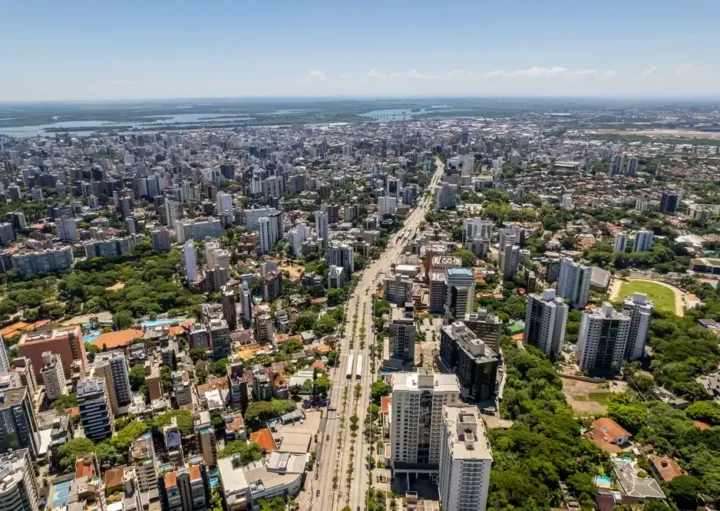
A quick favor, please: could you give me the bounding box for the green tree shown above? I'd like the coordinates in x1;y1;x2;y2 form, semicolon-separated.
217;441;263;463
129;364;146;391
456;248;478;268
685;400;720;426
371;381;391;403
258;497;286;511
313;315;338;336
113;310;134;330
111;421;149;452
667;475;702;509
57;438;95;470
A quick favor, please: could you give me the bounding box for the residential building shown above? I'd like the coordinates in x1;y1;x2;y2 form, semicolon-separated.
498;244;520;280
0;387;40;457
56;217;79;242
383;272;413;306
160;465;207;511
378;196;397;217
557;257;591;309
438;406;493;511
17;326;86;380
326;241;354;274
0;223;14;245
439;322;499;402
227;359;249;412
197;424;217;467
0;336;9;375
314;210;329;244
660;191;681;214
11;247;74;277
577;303;631;376
429;270;447;314
0;449;40;511
77;377;114;443
131;432;158;493
40;352;66;401
151;227;172;253
327;265;345;289
93;351;132;416
258;216;280;254
221;287;238;331
389;304;416;362
240;281;253;326
463;310;503;354
613;232;628;253
390;370;461;472
173;371;192;407
633;229;654;252
623;293;653;361
463;218;492;243
434;182;457;212
182;241;197;283
524;289;568;359
84;236;136;259
446;268;475;318
176;218;222;244
209;319;231;361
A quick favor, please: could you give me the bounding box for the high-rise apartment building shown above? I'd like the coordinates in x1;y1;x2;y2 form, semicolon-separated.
463;310;503;354
622;293;653;361
446;268;475;318
462;218;492;244
390;370;460;472
77;377;114;443
93;351;132;416
182;241;197;283
151;227;172;253
11;247;74;277
240;281;253;326
524;289;568;359
499;244;520;280
0;335;9;375
18;326;86;380
84;236;136;259
439;322;499;401
633;229;654;252
660;191;681;214
176;218;222;244
0;449;40;511
0;387;40;457
613;232;628;253
314;210;329;244
438;406;493;511
577;303;630;376
209;319;231;361
57;216;79;242
326;242;354;274
258;216;280;254
131;432;158;493
40;352;67;401
383;272;414;306
389;305;416;362
557;257;591;309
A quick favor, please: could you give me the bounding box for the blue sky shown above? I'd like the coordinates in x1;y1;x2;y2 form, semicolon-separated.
2;0;719;100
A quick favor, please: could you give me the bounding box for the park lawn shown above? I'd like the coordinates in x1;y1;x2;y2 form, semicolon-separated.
618;280;676;314
574;391;613;405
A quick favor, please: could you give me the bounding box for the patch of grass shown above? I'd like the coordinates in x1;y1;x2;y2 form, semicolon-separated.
618;280;677;315
586;391;613;405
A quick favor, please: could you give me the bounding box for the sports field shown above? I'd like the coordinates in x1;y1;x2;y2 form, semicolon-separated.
617;280;677;314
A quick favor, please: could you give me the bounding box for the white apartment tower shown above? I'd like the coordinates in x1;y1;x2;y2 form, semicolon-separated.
182;240;197;283
577;302;631;375
557;257;591;309
258;216;280;254
40;352;67;401
0;334;9;374
390;370;460;472
462;218;492;243
524;289;568;359
622;293;653;361
438;406;493;511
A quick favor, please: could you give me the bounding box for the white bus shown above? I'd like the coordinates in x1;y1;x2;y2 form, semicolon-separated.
355;354;363;379
346;354;354;379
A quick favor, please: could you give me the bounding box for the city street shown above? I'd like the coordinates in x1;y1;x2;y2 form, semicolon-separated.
316;159;444;511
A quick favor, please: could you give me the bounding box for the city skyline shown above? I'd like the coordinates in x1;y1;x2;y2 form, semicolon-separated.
2;0;720;100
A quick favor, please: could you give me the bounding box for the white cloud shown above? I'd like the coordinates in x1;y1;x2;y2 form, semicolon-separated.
486;66;615;79
641;66;657;77
307;69;326;80
365;68;384;79
339;73;350;79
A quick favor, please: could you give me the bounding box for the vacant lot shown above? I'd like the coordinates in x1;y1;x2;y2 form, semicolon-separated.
561;377;608;415
615;279;681;316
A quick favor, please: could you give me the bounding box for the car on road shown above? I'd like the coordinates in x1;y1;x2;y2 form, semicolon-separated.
316;490;320;497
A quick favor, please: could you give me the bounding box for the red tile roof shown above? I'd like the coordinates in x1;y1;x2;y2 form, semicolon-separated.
250;428;276;453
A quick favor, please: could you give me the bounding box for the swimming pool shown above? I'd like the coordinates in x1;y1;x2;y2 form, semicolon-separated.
52;480;72;508
594;476;612;486
141;318;184;328
83;331;101;344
